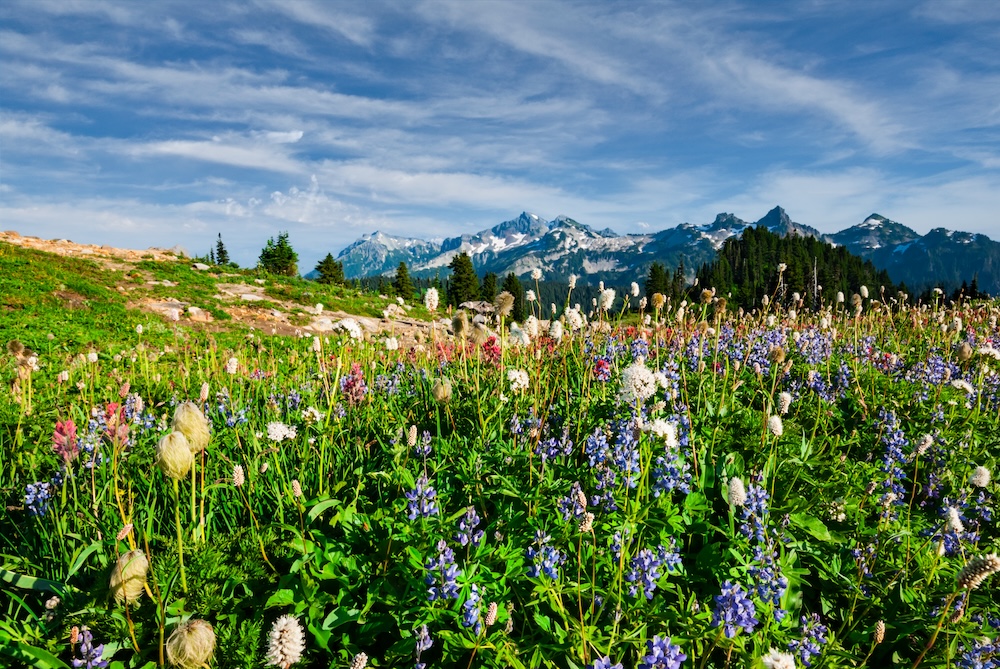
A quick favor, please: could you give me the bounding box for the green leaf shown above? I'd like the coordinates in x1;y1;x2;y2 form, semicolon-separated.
308;497;341;523
322;607;360;630
0;642;70;668
67;541;104;580
0;569;65;593
265;589;296;608
789;513;842;543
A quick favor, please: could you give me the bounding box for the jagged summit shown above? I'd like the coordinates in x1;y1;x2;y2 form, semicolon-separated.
334;208;999;294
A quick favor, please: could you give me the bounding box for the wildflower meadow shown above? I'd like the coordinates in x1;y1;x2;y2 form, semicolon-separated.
2;255;999;669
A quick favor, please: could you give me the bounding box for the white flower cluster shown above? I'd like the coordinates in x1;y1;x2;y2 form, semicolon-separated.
424;287;439;311
619;361;657;405
335;318;363;340
508;369;530;394
301;406;323;425
645;419;679;449
523;316;540;339
384;336;399;351
598;288;616;312
565;306;585;332
509;323;530;347
225;357;239;374
267;422;297;442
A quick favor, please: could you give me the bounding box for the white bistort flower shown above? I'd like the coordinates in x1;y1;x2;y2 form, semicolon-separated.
645;419;679;449
767;415;784;437
728;476;747;508
531;268;543;281
630;282;640;297
549;320;563;342
384;336;399;351
335;318;363;341
525;289;537;303
267;422;297;442
266;615;305;669
509;323;531;347
598;288;616;312
424;287;439;312
761;648;796;669
565;307;585;332
523;315;540;339
778;392;792;415
226;357;239;374
508;369;530;394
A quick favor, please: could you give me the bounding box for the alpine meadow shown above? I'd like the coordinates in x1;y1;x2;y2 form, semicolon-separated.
1;233;998;669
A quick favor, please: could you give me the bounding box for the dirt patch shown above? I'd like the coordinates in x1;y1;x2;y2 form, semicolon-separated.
54;289;89;310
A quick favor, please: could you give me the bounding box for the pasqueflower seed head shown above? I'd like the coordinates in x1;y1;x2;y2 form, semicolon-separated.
157;432;194;480
172;402;210;453
109;549;149;603
165;619;215;669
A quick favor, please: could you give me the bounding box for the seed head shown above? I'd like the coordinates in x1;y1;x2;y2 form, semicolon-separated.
777;392;792;415
233;464;245;487
452;311;469;338
494;291;515;318
970;466;991;488
432;378;453;404
166;619;215;669
407;425;418;448
349;652;368;669
157;432;194;480
172;402;210;453
579;512;594;533
110;549;149;604
874;620;885;644
652;293;666;309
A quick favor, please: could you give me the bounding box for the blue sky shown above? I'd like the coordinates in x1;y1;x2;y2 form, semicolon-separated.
2;0;999;270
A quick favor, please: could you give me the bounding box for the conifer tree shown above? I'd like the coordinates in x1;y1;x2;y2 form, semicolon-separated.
315;253;345;285
644;262;669;299
393;261;415;300
480;272;498;302
447;252;479;307
258;231;298;276
215;233;231;266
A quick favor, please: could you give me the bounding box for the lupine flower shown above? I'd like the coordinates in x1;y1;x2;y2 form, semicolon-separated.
712;581;759;638
588;657;623;669
788;613;828;666
425;540;462;601
24;481;53;516
527;533;565;580
455;506;484;547
406;476;439;519
626;543;681;599
266;615;305;669
638;635;686;669
72;626;108;669
414;624;433;669
462;584;483;635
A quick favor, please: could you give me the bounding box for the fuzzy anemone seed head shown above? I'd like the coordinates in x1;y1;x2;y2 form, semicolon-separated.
432;377;453;404
157;431;194;480
652;292;666;309
172;402;210;453
494;291;515;318
266;615;306;669
166;619;216;669
970;466;991;488
452;311;469;338
110;549;149;604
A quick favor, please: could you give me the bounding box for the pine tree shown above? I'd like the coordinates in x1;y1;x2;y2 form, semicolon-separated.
215;234;231;266
501;272;525;322
393;261;415;300
644;262;669;299
447;252;480;307
258;231;299;276
480;272;498;302
314;253;345;285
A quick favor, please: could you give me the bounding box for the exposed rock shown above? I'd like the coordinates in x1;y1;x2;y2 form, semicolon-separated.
192;263;211;271
188;306;212;322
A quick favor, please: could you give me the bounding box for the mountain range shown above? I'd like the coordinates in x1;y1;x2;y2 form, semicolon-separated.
332;207;1000;295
